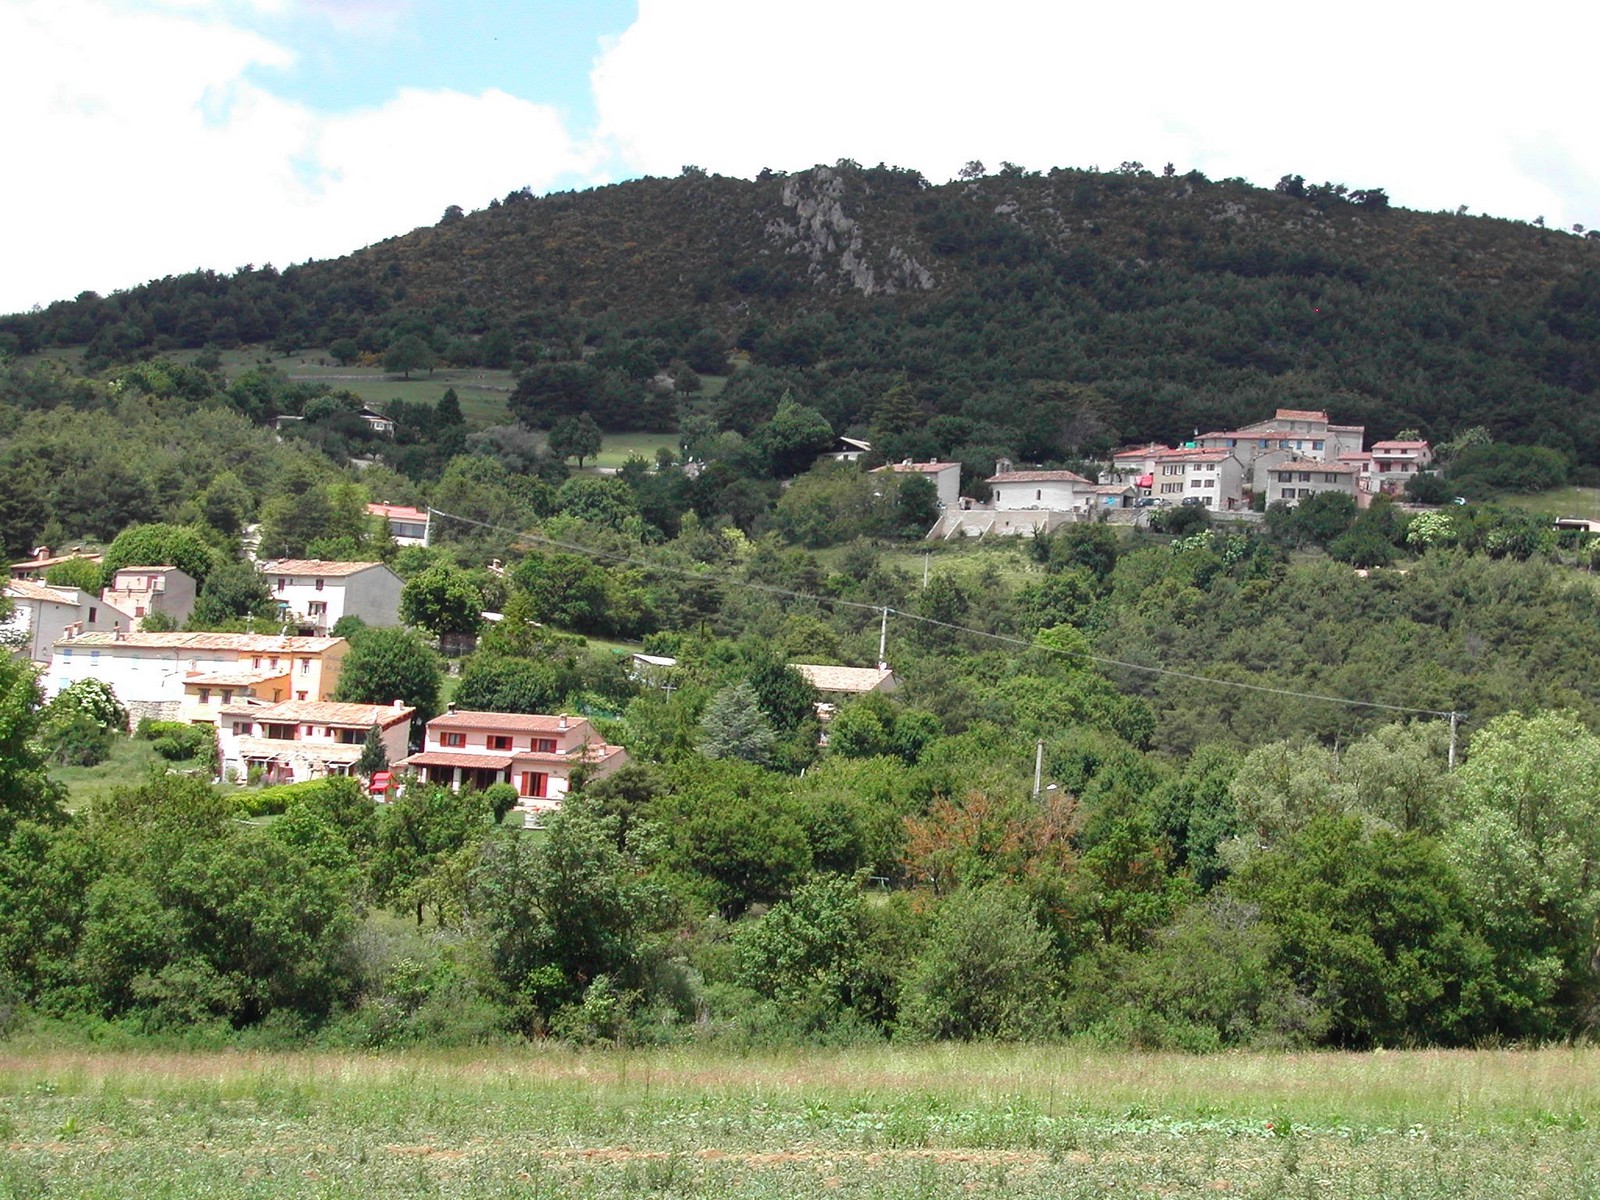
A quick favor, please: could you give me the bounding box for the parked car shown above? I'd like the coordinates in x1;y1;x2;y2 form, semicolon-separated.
1180;496;1207;507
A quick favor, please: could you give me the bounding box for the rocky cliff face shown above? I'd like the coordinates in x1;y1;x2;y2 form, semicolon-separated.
766;166;936;296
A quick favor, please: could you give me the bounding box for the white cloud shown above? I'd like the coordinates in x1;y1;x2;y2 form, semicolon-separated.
0;0;589;313
592;0;1600;230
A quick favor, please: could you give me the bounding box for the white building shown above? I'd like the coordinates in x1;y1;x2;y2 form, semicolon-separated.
871;460;963;509
1370;441;1435;492
219;699;413;785
47;631;347;722
257;560;404;636
1265;461;1362;506
4;581;131;663
1151;449;1247;510
366;503;431;547
100;566;197;629
986;468;1097;512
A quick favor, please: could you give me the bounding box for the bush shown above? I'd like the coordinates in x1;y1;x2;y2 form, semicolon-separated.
138;721;215;765
233;778;353;818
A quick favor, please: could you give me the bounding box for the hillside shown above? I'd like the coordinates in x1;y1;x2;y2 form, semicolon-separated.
5;161;1600;462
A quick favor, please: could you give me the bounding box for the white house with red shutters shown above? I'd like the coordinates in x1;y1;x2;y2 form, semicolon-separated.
397;708;628;814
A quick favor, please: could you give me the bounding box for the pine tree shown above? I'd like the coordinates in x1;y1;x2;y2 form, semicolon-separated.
698;682;776;765
355;724;388;776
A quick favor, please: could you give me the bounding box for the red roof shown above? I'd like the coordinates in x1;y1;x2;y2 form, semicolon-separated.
427;710;590;734
399;751;515;771
1111;443;1168;460
367;503;430;521
1371;440;1430;450
1275;408;1329;422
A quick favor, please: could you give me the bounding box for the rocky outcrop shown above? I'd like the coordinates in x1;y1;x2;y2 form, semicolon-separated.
765;166;936;296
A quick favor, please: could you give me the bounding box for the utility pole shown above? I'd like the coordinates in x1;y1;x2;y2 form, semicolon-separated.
1448;711;1460;770
923;553;930;588
1033;739;1044;800
878;607;890;669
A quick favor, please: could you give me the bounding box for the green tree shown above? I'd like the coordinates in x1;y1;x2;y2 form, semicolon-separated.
399;564;484;638
699;681;777;765
547;413;604;467
0;656;69;839
734;873;872;1030
43;557;103;593
188;561;276;628
328;338;359;366
355;724;388;776
453;654;579;714
384;334;436;380
334;627;442;723
752;395;834;478
100;523;216;589
897;884;1062;1041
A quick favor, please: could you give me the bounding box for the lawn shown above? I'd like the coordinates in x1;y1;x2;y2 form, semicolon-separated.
2;1045;1598;1197
590;431;681;470
49;735;206;813
1489;485;1600;519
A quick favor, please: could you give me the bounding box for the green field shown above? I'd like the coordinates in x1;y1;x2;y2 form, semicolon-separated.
590;431;682;469
1490;486;1600;520
49;735;206;813
2;1045;1597;1197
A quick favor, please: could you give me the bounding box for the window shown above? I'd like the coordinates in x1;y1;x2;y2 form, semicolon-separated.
1298;472;1312;482
533;737;557;753
520;771;549;798
264;723;296;740
232;721;250;735
442;731;466;748
134;606;145;618
315;578;325;591
1281;489;1295;499
1323;474;1339;483
1035;489;1042;501
88;606;97;622
487;734;513;751
296;691;307;701
308;602;326;617
198;688;211;704
1314;440;1325;450
270;657;280;669
222;690;233;704
252;656;262;669
300;658;311;674
276;578;286;591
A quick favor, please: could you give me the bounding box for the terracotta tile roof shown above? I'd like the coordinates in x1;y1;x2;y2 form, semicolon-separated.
55;631;343;652
258;559;387;577
1111;443;1169;459
9;551;102;574
1371;440;1431;450
1337;452;1374;461
183;669;287;688
240;700;414;728
1327;424;1366;432
399;750;516;771
233;737;364;764
1153;448;1233;462
6;580;79;604
428;711;590;733
1271;462;1360;475
112;565;179;574
988;470;1092;483
1274;408;1329;422
791;664;897;693
366;503;430;521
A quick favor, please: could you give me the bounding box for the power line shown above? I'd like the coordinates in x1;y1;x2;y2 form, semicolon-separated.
427;506;1459;723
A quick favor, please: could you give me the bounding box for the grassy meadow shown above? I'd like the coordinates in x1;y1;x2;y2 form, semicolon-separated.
3;1044;1599;1197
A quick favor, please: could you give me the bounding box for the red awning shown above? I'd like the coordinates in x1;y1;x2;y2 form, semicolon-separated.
369;770;392;794
1137;473;1153;487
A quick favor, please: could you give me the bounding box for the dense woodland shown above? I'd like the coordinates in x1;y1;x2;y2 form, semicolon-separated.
5;164;1600;1050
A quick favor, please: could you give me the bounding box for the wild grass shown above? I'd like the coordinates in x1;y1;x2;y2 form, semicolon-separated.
49;735;202;812
2;1045;1598;1197
590;431;681;469
1490;485;1600;519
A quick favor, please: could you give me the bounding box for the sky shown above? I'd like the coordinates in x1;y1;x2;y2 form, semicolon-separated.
4;0;1597;316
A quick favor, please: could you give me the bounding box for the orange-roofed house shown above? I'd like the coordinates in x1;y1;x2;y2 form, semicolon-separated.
218;699;414;785
367;503;431;547
1369;440;1435;492
101;566;197;629
398;709;628;813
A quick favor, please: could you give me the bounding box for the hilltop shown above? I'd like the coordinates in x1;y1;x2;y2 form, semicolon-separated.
5;161;1600;462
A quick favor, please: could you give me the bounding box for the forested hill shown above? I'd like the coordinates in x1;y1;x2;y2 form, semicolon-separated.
7;162;1600;462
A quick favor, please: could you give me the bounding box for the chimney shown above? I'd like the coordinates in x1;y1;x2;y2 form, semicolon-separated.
446;702;456;714
558;713;569;731
996;457;1013;476
391;699;405;709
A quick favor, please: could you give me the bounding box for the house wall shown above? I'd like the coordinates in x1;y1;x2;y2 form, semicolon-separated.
267;567;402;635
102;569;197;627
989;480;1087;511
1267;467;1359;506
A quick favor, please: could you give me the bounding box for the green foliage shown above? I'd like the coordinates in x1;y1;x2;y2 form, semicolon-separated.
547;413;603;466
99;523;215;589
399;564;483;638
453;653;579;714
42;557;103;593
897;884;1061;1041
698;681;776;765
0;658;68;837
334;626;441;722
188;560;276;628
